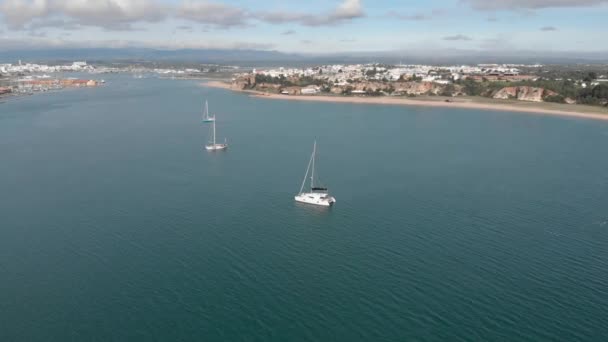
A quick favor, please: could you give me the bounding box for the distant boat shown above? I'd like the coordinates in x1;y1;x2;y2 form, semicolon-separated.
202;100;215;123
295;141;336;207
205;108;227;151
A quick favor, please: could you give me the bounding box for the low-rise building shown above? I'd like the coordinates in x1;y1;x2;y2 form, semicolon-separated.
301;85;320;95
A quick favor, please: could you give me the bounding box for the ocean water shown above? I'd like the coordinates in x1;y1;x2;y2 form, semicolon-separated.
1;75;608;341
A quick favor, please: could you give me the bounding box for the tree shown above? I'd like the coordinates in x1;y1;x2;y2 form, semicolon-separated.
591;84;608;99
583;72;597;83
440;84;455;97
544;95;565;103
462;78;483;96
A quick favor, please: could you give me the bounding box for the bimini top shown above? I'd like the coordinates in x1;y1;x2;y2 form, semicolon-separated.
312;187;328;191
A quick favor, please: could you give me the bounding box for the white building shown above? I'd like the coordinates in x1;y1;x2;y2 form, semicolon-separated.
301;86;320;95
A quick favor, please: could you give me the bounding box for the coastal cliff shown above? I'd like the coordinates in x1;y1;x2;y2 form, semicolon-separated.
230;73;592;105
492;86;559;102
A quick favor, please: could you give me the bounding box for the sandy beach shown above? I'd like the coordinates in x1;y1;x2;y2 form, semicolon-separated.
202;81;608;121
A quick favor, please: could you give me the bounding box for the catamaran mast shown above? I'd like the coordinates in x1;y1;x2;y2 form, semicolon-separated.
212;119;216;145
311;141;316;190
299;147;314;194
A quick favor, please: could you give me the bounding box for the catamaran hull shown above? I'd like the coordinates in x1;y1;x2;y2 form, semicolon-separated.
294;195;336;207
205;144;228;151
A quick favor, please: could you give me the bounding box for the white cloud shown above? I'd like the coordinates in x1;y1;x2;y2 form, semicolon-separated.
464;0;608;10
0;0;51;29
333;0;364;20
0;0;365;31
176;1;249;28
256;0;365;26
0;0;167;30
443;34;473;41
59;0;166;29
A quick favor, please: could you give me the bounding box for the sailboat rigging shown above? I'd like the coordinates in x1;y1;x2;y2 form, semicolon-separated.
294;141;336;206
202;100;215;123
204;105;227;151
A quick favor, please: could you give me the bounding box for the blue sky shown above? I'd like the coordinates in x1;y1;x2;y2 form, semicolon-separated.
0;0;607;53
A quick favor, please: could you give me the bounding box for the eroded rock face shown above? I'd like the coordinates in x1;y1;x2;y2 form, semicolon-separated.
517;86;544;102
493;86;559;102
231;81;249;90
256;83;281;92
352;82;391;92
493;87;518;100
330;86;345;94
393;82;438;95
544;89;559;98
231;74;256;90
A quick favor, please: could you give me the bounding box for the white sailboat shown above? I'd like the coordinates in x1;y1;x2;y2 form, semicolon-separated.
295;141;336;207
205;110;227;151
202;100;215;123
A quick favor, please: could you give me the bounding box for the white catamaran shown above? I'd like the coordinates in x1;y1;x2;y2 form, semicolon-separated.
295;141;336;207
205;109;227;151
202;100;215;123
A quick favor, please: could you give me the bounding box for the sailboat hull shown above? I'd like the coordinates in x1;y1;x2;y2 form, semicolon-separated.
203;118;215;123
205;144;228;151
295;193;336;207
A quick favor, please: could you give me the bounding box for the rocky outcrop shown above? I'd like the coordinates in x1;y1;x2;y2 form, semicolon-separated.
518;87;545;102
493;86;561;102
231;74;256;90
330;86;345;94
352;82;391;92
544;89;559;98
255;83;281;92
493;87;518;99
393;82;440;95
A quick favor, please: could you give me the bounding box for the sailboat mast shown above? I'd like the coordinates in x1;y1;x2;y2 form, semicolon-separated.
213;119;216;145
310;141;316;189
205;100;208;120
299;150;314;194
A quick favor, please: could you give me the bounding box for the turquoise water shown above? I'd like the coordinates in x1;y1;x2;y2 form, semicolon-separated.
1;75;608;341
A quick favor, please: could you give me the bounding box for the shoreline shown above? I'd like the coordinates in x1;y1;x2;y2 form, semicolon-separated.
202;81;608;121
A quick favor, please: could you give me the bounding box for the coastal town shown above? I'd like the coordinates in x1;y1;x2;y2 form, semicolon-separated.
0;61;104;97
2;60;607;109
229;63;608;106
0;60;238;99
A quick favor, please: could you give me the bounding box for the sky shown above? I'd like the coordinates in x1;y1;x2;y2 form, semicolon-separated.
0;0;607;53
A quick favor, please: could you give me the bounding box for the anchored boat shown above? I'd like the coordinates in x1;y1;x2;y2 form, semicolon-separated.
204;106;227;151
295;141;336;207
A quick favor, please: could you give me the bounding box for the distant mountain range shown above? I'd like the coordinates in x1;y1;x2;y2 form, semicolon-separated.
1;47;607;66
